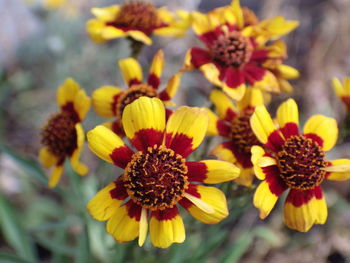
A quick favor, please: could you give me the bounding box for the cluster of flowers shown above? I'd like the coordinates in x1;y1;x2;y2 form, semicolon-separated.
39;0;350;249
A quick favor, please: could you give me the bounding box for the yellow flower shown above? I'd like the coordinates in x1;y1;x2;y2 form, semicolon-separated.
86;1;191;45
86;97;240;248
182;0;299;100
332;77;350;112
92;50;181;137
207;88;264;187
39;78;91;188
250;99;350;232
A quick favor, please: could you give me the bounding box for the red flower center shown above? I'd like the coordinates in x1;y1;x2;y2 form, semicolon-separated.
124;145;188;211
41;112;77;162
116;84;157;119
230;107;261;158
108;1;161;34
277;135;326;190
211;31;253;68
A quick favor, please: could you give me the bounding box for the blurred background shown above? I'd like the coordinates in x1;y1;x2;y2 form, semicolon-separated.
0;0;350;262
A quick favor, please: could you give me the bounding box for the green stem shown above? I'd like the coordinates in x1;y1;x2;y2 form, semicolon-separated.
128;38;144;58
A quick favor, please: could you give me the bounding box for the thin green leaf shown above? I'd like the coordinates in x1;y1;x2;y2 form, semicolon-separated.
0;194;37;262
0;252;33;263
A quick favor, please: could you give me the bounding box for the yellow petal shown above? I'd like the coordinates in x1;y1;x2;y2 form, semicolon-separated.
210;143;237;163
235;167;255;187
127;30;152;45
276;64;300;79
284;189;327;232
253;181;279;219
332;77;345;97
165;106;208;157
183;185;228;224
39;146;57;169
91;6;119;22
70;124;88;175
149;50;164;79
231;0;244;28
303;115;338;151
122;97;165;147
199;63;222;87
205;108;219;136
251;145;268;180
276;98;299;129
250;105;276;144
92;86;122;118
198;160;240;184
237;87;264;111
48;165;64;188
209;89;236;120
222;82;246;101
150;209;185;249
138;208;148;247
106;203;140;243
101;26;126;40
118;58;143;86
74;89;91;121
325;159;350;181
87;182;123;221
160;73;181;101
57;78;80;108
87;125;130;165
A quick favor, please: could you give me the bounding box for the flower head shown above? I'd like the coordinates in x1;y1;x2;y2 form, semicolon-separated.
87;97;240;248
92;50;181;137
250;99;350;232
182;0;299;100
86;0;191;45
332;77;350;113
208;88;264;186
39;78;91;188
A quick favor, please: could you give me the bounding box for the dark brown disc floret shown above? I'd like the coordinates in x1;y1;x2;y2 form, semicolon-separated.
277;135;327;190
124;145;189;211
108;1;161;34
229;107;261;156
41;112;77;161
116;84;157;118
211;31;253;68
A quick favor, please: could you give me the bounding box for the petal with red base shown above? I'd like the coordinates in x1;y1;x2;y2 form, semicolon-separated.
122;97;165;151
254;169;287;219
87;125;134;168
209;89;237;121
244;65;279;93
148;50;164;89
92;86;122;118
186;160;240;184
210;142;237;163
118;58;143;87
39;146;58;169
149;206;185;249
106;201;142;243
179;184;228;224
69;123;88;176
222;67;246;101
159;73;181;102
303;115;338;151
87;180;127;221
284;187;327;232
250;106;284;151
165;106;208;158
276;98;299;138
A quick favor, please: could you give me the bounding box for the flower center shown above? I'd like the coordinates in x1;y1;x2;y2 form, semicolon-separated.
110;1;161;34
211;31;253;68
41;112;77;160
123;145;188;211
116;84;157;119
230;107;261;162
277;135;327;190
